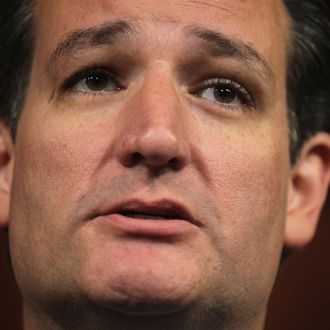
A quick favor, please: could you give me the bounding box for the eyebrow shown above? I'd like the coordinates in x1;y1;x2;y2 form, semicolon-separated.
189;27;274;84
46;20;135;78
46;20;274;85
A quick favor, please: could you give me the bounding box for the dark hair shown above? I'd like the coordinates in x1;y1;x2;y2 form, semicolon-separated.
0;0;329;158
284;0;330;160
0;0;34;137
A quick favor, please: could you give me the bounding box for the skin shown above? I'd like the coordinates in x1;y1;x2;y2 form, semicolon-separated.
1;0;330;329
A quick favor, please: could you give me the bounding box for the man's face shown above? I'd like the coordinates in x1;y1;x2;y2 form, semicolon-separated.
9;0;291;327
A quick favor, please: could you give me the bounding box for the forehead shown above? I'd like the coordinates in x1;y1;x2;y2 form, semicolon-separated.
34;0;290;64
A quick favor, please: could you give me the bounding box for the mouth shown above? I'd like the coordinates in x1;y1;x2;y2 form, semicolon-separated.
91;199;201;237
119;211;180;220
116;204;190;221
110;200;197;223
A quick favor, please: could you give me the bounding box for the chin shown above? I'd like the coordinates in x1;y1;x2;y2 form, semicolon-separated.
82;286;199;317
80;262;204;317
78;238;206;316
98;294;192;316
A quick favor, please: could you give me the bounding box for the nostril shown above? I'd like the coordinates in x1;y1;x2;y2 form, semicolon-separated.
169;158;181;170
130;152;144;165
117;130;188;169
128;152;182;169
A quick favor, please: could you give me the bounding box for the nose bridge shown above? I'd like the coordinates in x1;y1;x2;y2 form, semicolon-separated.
138;62;182;129
116;63;190;169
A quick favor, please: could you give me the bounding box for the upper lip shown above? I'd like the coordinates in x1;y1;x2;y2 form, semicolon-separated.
92;199;202;227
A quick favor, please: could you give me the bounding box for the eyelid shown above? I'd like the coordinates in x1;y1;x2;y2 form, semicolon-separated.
60;66;124;94
191;77;254;108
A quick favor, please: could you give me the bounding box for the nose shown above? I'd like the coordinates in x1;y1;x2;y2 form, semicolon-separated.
115;69;190;171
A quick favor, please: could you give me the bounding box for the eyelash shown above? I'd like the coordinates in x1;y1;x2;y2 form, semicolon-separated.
194;77;254;108
60;68;254;108
61;66;123;95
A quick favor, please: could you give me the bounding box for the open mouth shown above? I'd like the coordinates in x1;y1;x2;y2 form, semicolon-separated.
91;200;202;237
118;210;183;220
90;199;203;232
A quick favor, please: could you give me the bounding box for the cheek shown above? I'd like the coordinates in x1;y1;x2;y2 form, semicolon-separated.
9;112;113;253
192;126;290;309
202;125;290;268
13;114;113;205
8;111;119;292
213;144;287;214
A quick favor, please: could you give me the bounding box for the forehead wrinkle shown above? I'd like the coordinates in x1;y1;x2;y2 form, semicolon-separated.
46;20;137;80
181;0;237;10
188;26;274;86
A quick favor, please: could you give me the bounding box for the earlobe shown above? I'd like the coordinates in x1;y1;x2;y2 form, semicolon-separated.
0;122;14;228
285;133;330;248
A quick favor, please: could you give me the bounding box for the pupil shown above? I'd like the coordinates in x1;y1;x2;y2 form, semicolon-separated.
214;85;236;103
86;74;108;91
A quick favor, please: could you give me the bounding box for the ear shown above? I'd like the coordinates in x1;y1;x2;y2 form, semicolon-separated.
285;132;330;248
0;121;14;228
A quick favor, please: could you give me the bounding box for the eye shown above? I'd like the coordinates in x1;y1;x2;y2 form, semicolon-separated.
196;78;253;107
63;68;121;94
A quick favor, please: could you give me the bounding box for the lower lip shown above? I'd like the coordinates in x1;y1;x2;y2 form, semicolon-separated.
94;213;197;237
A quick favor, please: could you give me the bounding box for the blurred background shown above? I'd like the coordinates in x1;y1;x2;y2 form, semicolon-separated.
1;0;330;329
266;197;330;330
